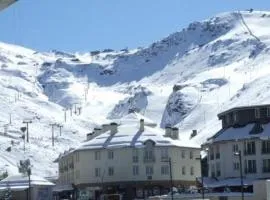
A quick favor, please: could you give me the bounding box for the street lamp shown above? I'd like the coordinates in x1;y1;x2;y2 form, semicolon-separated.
234;151;244;200
162;157;173;200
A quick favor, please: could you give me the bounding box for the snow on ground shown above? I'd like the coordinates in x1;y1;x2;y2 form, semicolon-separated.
0;10;270;177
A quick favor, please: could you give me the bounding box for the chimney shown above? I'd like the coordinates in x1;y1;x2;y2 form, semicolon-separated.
171;127;179;140
102;124;110;133
139;119;144;132
190;130;197;138
86;132;93;141
110;122;118;134
94;128;102;135
165;126;171;137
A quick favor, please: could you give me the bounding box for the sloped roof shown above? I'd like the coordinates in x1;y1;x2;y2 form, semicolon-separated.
0;173;54;190
76;123;199;151
0;0;17;11
207;123;270;143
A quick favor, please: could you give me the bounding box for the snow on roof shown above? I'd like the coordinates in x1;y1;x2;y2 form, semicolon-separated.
208;123;270;143
76;122;199;151
119;112;157;126
218;104;270;118
0;174;55;189
198;177;255;188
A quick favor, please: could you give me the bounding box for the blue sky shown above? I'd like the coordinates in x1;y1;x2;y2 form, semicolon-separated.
0;0;269;52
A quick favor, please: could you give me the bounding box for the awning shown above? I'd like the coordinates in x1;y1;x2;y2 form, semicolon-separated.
53;184;74;192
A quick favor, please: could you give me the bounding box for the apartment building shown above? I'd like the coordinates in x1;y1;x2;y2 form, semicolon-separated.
57;114;201;199
203;104;270;191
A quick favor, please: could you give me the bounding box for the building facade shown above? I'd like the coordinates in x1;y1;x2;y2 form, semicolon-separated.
203;104;270;190
57;116;201;199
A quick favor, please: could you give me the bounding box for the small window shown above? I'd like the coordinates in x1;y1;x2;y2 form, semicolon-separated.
233;144;239;153
255;108;260;119
182;166;186;175
161;148;169;160
133;165;139;175
108;167;114;176
95;151;101;160
181;150;185;159
132;149;139;163
233;162;240;170
233;112;238;122
190;166;194;175
108;150;114;160
146;166;154;175
189;151;193;159
95;168;100;177
267;107;270;117
161;165;169;175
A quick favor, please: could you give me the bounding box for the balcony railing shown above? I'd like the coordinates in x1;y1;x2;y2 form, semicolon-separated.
262;167;270;173
244;150;256;156
262;148;270;154
143;156;156;163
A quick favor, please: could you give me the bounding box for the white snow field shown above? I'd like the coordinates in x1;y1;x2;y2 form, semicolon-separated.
0;10;270;177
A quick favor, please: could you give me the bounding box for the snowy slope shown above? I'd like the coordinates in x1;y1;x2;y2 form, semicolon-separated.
1;10;270;177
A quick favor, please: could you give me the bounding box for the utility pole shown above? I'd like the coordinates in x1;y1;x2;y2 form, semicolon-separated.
50;123;57;146
234;151;244;200
63;108;67;122
23;120;32;143
169;158;174;200
9;113;11;124
58;124;63;136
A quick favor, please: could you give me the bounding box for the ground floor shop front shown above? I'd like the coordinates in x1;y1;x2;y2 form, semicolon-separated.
75;180;195;200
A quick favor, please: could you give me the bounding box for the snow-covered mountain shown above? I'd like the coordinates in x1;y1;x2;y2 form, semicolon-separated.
0;10;270;177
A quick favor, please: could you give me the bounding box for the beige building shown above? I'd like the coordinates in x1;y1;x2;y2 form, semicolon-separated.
203;105;270;192
57;113;201;199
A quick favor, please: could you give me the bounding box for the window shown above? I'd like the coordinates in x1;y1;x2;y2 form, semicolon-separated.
262;141;270;154
233;144;239;153
108;150;114;160
211;164;215;177
181;150;185;159
244;160;256;174
226;114;231;124
182;166;186;175
233;112;238;122
210;147;214;160
190;151;193;159
244;141;256;155
95;151;101;160
108;167;114;176
216;163;221;177
161;148;169;160
161;165;169;175
216;145;220;159
267;107;270;117
190;166;194;175
133;165;139;175
95;168;101;177
146;166;154;175
263;159;270;173
133;149;139;163
255;108;260;119
144;150;155;162
233;162;240;170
